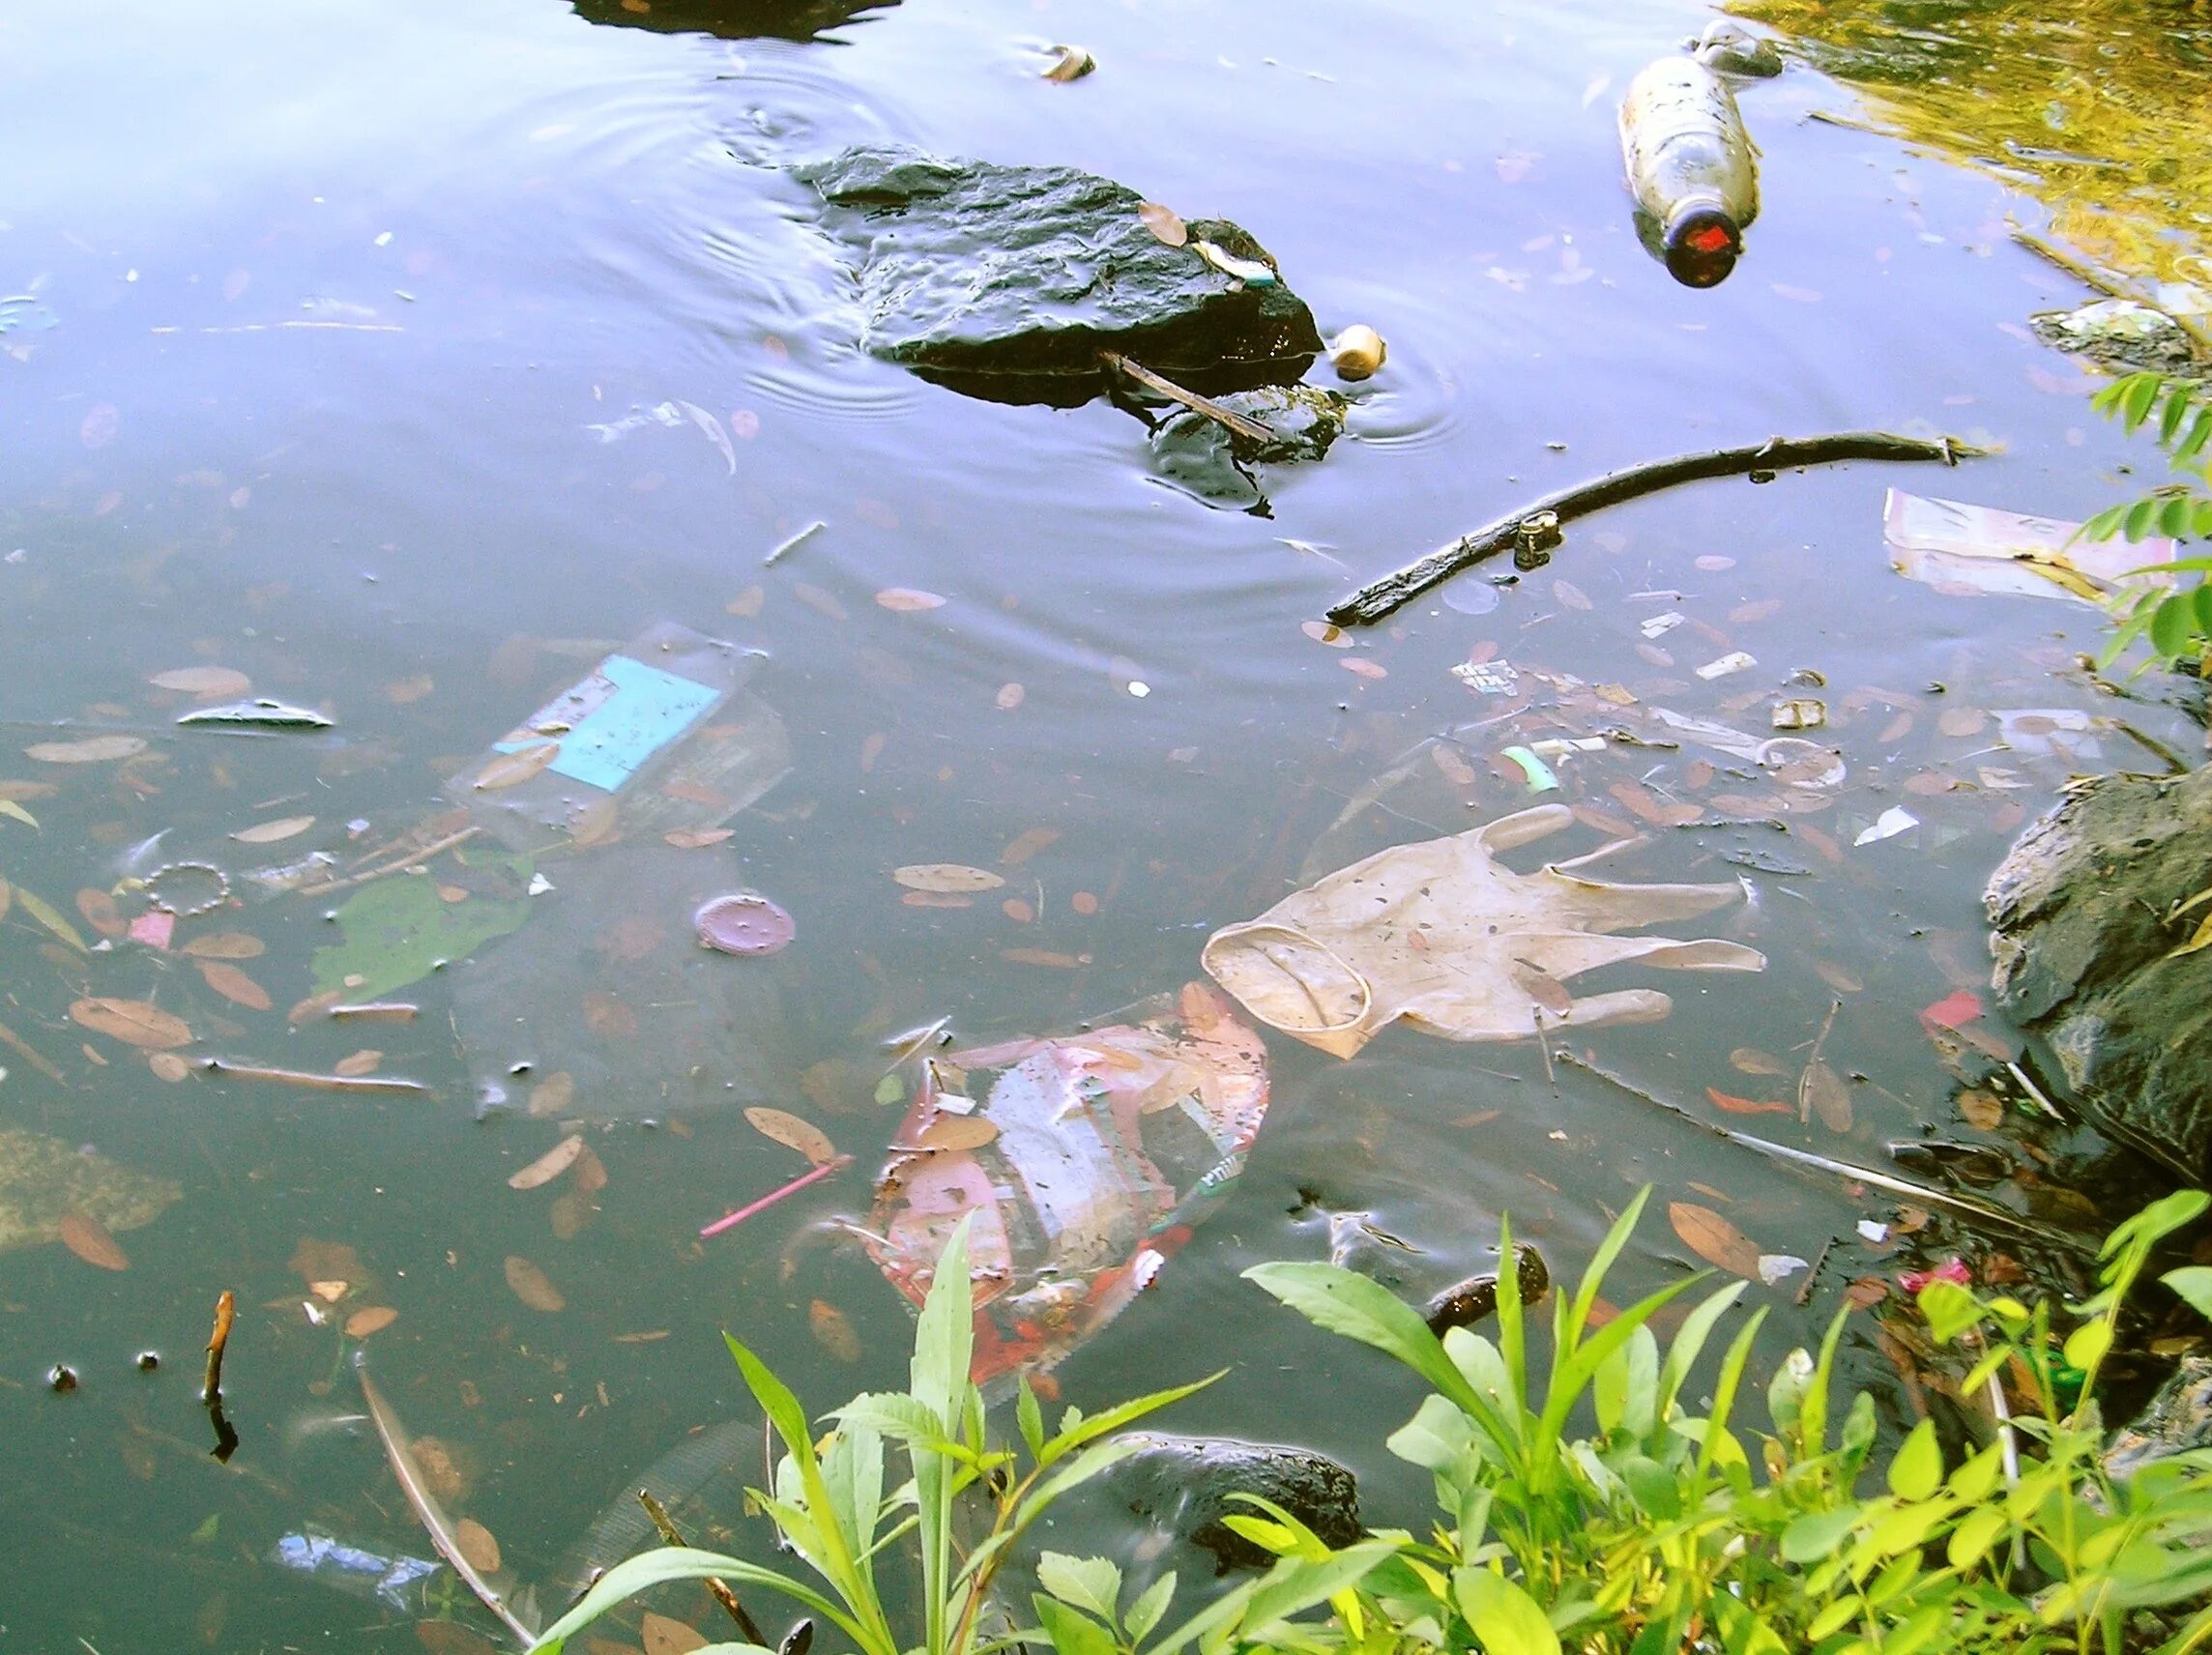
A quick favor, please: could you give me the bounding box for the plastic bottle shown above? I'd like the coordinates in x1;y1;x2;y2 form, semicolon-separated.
1617;54;1760;288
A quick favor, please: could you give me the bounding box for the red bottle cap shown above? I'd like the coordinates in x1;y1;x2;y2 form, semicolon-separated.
1662;204;1742;288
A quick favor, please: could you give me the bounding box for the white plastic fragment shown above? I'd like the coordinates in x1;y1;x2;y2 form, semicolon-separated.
1640;612;1684;639
1758;1253;1809;1286
1857;1219;1890;1243
1696;651;1757;681
1853;807;1918;847
527;873;554;895
1451;659;1520;694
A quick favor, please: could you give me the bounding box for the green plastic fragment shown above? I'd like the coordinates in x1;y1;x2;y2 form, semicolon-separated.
1501;745;1560;793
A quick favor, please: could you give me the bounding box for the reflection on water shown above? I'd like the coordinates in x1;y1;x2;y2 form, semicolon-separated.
1;0;2205;1644
570;0;897;44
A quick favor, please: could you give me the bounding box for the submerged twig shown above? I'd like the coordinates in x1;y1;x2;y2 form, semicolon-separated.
0;1016;68;1085
356;1354;537;1645
1098;351;1275;445
202;1059;428;1096
1326;430;1983;625
639;1490;767;1643
763;519;827;567
201;1290;239;1463
296;826;480;897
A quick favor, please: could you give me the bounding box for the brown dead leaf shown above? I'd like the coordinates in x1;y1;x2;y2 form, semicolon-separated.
509;1134;585;1190
1799;1059;1853;1132
70;998;192;1049
529;1071;577;1118
1729;1047;1790;1077
902;890;972;909
725;586;765;618
1958;1089;2005;1130
26;736;147;764
1668;1202;1761;1279
999;828;1061;866
906;1116;1000;1152
875;588;946;613
151;666;252;698
182;931;264;960
475;743;560;791
1553;579;1593;612
1845;1276;1890;1310
386;674;436;705
1937;706;1988;739
810;1298;861;1362
1341;656;1388;681
75;887;125;938
549;1186;598;1240
231;815;315;845
58;1210;130;1270
572;1143;608;1193
417;1621;500;1655
335;1049;383;1077
454;1518;502;1576
503;1255;566;1312
744;1107;835;1166
894;863;1004;893
995;682;1025;710
640;1613;708;1655
197;960;273;1012
663;827;734;849
1003;898;1035;923
1706;1087;1791;1117
148;1051;191;1083
344;1305;399;1338
1071;891;1100;915
581;991;637;1037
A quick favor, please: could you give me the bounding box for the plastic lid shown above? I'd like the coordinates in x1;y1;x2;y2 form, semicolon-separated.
1661;203;1742;288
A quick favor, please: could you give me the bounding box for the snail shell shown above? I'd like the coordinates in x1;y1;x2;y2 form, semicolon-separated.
1328;324;1387;382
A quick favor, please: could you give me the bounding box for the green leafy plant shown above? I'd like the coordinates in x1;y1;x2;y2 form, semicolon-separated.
1244;1185;2212;1655
2082;370;2212;670
529;1215;1393;1655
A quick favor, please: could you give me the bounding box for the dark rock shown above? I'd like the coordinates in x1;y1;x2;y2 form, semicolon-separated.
1985;765;2212;1176
2030;300;2201;377
1111;1434;1360;1571
797;146;1322;405
1148;385;1348;510
2107;1356;2212;1481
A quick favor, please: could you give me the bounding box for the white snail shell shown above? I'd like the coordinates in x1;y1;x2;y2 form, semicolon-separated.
1328;325;1387;381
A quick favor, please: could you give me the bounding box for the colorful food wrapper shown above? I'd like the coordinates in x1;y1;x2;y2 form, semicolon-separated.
864;982;1268;1387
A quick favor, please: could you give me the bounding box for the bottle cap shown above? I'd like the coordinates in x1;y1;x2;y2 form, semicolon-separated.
1662;203;1741;288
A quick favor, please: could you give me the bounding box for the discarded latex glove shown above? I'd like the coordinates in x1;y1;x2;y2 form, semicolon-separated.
1202;803;1763;1059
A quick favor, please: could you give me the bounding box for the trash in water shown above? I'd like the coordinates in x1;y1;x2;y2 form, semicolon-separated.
1686;20;1784;78
271;1532;442;1611
1326;324;1386;382
176;698;334;729
1771;698;1826;730
310;849;536;1002
1451;658;1520;695
1695;651;1757;681
449;622;789;855
1854;806;1919;847
1618;52;1759;287
695;893;796;956
1202;802;1763;1060
863;981;1268;1388
1883;489;2174;607
1499;745;1560;793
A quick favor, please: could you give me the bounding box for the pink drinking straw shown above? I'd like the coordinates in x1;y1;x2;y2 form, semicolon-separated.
700;1153;854;1239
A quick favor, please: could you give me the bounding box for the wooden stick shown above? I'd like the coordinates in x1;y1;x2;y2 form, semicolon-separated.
1098;351;1276;445
203;1059;428;1096
639;1490;767;1643
295;825;480;897
201;1290;235;1403
1325;430;1983;626
0;1015;68;1085
329;1002;420;1023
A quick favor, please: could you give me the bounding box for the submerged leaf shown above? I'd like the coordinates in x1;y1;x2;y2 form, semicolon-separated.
25;735;147;764
474;742;560;791
893;863;1004;893
70;998;191;1049
57;1210;131;1270
503;1255;566;1312
744;1108;835;1166
1668;1202;1761;1279
509;1135;586;1190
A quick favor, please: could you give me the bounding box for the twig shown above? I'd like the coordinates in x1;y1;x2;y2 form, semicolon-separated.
700;1154;852;1238
202;1059;428;1096
2103;718;2190;775
329;1002;420;1023
295;825;480;897
1325;430;1983;625
763;519;827;567
1795;1235;1836;1307
202;1291;239;1463
357;1353;537;1645
0;1015;68;1085
2005;1060;2067;1122
1098;351;1275;446
639;1490;767;1643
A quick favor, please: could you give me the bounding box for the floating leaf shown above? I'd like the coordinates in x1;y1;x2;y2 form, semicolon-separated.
905;1115;1000;1152
1799;1059;1853;1133
1301;620;1353;649
1668;1202;1761;1279
745;1107;835;1165
148;1052;191;1083
509;1135;585;1190
196;961;273;1012
809;1297;861;1361
503;1255;565;1312
232;815;315;845
344;1305;398;1338
662;827;733;850
25;736;147;764
894;863;1004;893
453;1518;502;1576
58;1210;130;1270
1138;202;1187;246
875;588;946;613
182;931;264;960
70;998;191;1050
150;666;251;698
335;1049;383;1078
1958;1089;2004;1130
474;743;560;791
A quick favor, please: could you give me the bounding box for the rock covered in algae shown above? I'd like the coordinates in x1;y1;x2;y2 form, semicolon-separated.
796;145;1322;403
0;1127;181;1252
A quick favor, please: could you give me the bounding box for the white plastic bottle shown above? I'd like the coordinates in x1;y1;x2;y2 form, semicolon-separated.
1618;54;1760;287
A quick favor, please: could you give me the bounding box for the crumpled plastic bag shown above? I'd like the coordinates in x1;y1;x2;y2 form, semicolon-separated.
864;982;1267;1386
1202;803;1763;1059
